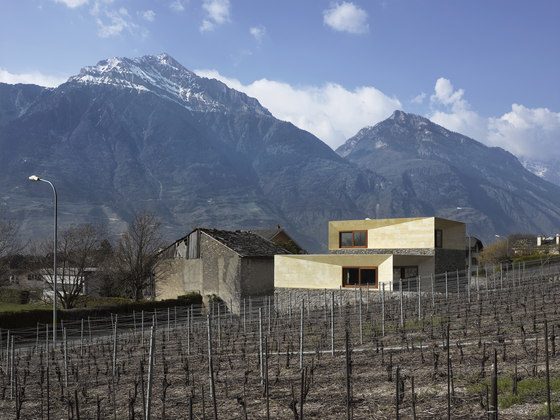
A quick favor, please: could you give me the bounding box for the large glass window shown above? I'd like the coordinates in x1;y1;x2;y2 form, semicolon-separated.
339;231;367;248
342;267;377;288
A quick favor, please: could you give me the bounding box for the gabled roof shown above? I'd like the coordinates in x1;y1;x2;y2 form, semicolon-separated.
200;228;291;258
252;228;282;241
252;225;307;254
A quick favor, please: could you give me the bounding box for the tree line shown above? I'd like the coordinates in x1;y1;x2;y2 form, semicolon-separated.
0;210;166;309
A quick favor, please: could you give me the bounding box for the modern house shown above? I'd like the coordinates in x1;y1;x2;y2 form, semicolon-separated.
275;217;466;291
156;228;291;312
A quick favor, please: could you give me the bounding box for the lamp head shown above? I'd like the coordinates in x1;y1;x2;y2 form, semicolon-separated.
29;175;40;181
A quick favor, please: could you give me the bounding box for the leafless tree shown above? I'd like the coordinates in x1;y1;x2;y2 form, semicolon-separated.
41;223;107;309
115;211;165;301
479;238;509;266
0;217;24;281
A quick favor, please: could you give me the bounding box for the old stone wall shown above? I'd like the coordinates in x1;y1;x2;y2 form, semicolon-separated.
240;257;274;298
155;258;203;300
435;249;466;274
200;234;241;305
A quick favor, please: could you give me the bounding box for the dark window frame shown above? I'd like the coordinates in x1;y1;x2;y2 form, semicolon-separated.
435;229;443;248
339;230;368;248
342;266;378;288
393;266;419;280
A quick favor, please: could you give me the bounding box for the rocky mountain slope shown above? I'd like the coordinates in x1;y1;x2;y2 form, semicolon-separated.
2;54;559;250
336;111;560;242
0;54;421;251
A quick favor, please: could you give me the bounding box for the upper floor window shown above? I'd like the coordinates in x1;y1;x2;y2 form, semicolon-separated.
339;230;367;248
435;229;443;248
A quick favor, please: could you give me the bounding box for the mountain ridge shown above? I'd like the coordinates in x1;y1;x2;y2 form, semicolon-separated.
0;54;418;251
67;53;271;116
1;54;559;250
336;110;560;241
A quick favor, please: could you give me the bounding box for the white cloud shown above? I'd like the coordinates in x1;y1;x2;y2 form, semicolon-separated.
0;68;67;87
169;0;186;12
250;25;266;44
323;2;369;34
428;77;488;141
93;6;138;38
488;105;560;160
195;69;400;149
411;92;426;104
53;0;88;8
141;10;155;22
427;77;560;162
200;0;230;32
431;78;466;108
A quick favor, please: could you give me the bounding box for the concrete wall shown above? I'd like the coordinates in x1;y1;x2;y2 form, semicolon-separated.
275;254;393;290
329;218;436;250
329;217;466;252
392;255;435;290
435;218;466;250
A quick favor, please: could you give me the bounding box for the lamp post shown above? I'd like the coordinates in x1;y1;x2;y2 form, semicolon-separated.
29;175;57;347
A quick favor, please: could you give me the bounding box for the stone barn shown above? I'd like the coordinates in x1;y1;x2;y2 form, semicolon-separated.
156;228;290;312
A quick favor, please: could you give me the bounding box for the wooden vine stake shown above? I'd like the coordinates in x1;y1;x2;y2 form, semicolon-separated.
345;329;352;420
207;314;218;420
545;320;552;420
145;325;155;420
489;348;498;420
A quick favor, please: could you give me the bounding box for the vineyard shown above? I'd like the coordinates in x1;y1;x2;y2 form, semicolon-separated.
1;259;560;419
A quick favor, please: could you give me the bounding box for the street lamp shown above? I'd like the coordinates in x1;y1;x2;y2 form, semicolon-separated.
29;175;58;348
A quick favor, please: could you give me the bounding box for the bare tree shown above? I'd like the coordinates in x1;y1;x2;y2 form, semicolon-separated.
479;238;509;266
41;223;107;309
115;211;165;301
0;217;24;281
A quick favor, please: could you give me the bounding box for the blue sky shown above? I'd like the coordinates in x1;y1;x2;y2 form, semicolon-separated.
1;0;560;161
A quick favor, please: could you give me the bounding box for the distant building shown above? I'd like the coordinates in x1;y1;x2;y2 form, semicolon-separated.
275;217;467;291
156;228;291;312
466;236;484;274
251;225;307;254
7;266;100;302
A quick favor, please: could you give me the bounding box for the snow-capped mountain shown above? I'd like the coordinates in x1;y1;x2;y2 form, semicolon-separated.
2;54;560;249
521;158;560;187
68;53;270;115
0;54;404;251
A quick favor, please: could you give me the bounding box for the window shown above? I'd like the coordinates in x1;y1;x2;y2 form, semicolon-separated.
342;267;377;288
393;266;418;280
339;231;367;248
393;266;419;291
435;229;443;248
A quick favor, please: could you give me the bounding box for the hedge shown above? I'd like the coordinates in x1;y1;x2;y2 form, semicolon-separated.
0;293;203;330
